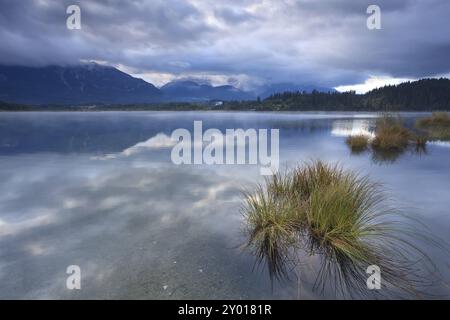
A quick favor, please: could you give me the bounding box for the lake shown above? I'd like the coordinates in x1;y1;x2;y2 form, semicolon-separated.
0;111;449;299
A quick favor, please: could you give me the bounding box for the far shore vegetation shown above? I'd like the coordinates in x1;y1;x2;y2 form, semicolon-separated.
1;78;450;112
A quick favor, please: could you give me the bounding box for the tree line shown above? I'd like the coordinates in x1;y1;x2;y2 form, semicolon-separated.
2;78;449;111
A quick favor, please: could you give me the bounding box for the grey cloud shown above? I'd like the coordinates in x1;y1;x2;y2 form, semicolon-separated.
214;7;257;24
0;0;449;88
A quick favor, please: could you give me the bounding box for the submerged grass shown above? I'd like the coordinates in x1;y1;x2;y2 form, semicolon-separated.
243;160;440;298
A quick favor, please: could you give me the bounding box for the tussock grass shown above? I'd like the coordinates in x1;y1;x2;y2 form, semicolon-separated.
425;128;450;141
416;112;450;141
345;115;429;162
417;112;450;128
243;160;439;298
372;115;411;150
244;184;300;281
346;135;370;153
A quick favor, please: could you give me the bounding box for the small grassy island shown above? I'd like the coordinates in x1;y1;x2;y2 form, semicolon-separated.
346;113;450;161
371;116;413;150
243;161;439;298
416;112;450;141
346;135;370;153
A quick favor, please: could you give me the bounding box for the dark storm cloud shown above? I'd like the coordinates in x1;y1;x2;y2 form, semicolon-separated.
0;0;449;88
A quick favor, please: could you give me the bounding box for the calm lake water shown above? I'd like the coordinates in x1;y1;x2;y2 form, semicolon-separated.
0;111;449;299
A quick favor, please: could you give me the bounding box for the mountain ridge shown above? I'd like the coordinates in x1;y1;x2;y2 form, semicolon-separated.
160;79;254;102
0;64;162;105
0;64;335;105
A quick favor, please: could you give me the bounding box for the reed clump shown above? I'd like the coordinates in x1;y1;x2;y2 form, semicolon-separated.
416;112;450;141
417;112;450;128
346;135;370;153
243;160;437;298
371;115;411;150
345;115;429;162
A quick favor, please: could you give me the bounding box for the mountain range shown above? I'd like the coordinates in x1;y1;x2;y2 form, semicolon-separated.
160;80;254;102
0;64;163;105
0;64;333;105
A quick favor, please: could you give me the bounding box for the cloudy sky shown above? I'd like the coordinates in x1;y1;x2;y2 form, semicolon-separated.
0;0;449;92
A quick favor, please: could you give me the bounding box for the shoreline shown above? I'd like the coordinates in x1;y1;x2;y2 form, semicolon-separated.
0;108;439;114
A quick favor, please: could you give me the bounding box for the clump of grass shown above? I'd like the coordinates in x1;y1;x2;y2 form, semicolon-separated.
416;112;450;141
417;112;450;128
346;114;430;163
243;160;438;298
243;183;300;281
346;135;370;153
371;115;411;151
424;127;450;141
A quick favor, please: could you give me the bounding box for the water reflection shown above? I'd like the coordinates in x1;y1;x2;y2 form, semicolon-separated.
0;159;284;299
331;119;375;138
93;133;175;160
0;112;449;299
